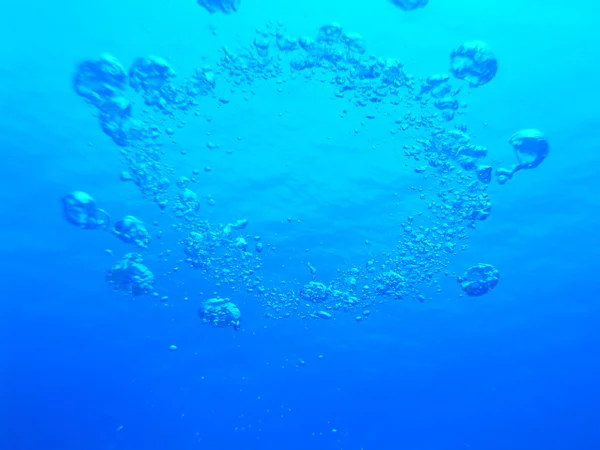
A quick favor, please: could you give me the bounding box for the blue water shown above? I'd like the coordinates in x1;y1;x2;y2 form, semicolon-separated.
2;0;600;449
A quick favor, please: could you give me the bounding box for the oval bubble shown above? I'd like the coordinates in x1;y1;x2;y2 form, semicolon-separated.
389;0;429;11
457;263;499;296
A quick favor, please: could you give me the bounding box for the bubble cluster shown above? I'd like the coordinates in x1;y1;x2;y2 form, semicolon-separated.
73;53;127;108
198;297;241;330
374;270;407;300
106;253;154;296
128;56;176;108
66;17;547;327
299;282;330;303
175;188;201;217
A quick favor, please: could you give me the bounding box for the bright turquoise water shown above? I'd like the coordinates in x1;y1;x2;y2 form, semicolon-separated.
2;1;600;449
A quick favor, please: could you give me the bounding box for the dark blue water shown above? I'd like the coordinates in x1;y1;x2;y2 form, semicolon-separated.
2;1;600;449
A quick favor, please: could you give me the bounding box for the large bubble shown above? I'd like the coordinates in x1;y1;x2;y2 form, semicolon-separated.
72;54;146;146
389;0;429;11
198;297;241;330
106;253;154;296
509;129;549;171
112;216;151;248
62;191;110;230
450;41;498;87
175;188;201;217
73;53;127;107
69;20;523;323
495;129;549;184
197;0;240;14
457;263;499;296
317;23;344;43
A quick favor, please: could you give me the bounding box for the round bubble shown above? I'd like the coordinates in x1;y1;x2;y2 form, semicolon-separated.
509;129;549;171
389;0;429;10
457;263;499;296
450;41;498;87
62;191;110;230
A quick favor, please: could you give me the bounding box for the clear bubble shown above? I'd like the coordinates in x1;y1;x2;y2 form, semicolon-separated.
509;129;549;170
450;41;498;87
61;191;110;230
112;216;151;248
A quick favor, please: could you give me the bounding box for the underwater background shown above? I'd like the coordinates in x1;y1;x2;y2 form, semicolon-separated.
2;0;600;449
